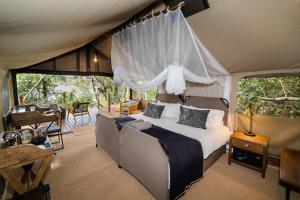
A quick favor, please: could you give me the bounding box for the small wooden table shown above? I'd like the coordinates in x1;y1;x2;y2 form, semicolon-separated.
280;147;300;200
11;107;58;129
228;131;270;178
0;144;54;195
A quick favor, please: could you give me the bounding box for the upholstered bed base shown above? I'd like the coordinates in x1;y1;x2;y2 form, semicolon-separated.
96;114;226;200
95;114;121;163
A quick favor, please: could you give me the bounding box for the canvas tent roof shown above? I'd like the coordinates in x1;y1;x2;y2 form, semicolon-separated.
0;0;300;73
0;0;155;70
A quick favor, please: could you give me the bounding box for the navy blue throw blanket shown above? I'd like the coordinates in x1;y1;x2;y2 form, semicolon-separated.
142;125;203;200
114;116;203;200
113;116;136;130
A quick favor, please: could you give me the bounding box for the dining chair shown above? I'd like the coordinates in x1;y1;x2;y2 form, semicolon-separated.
37;109;64;151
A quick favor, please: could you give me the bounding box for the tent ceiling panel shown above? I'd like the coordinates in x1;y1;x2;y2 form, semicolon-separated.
1;0;300;74
0;0;155;69
56;53;77;71
188;0;300;73
92;35;112;59
84;0;300;74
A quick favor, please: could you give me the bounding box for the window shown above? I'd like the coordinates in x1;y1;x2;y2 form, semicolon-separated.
236;75;300;118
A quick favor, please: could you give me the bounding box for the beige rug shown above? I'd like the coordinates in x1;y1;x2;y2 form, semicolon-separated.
72;125;95;136
44;133;300;200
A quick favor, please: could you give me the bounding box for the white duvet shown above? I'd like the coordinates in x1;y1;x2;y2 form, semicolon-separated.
131;113;231;159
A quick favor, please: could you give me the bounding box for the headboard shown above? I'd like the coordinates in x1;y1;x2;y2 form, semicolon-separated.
157;93;229;126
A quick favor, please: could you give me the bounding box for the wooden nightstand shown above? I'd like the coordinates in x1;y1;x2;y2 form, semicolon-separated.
228;131;270;178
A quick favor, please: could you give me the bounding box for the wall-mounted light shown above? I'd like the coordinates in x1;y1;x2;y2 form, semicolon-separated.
93;55;98;63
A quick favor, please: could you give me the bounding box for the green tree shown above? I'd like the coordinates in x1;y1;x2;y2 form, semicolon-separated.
237;76;300;117
94;76;129;104
17;74;66;104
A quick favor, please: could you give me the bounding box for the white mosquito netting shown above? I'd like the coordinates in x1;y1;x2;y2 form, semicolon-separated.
112;8;231;100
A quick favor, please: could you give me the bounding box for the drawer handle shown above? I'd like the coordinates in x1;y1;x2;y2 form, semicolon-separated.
244;143;249;147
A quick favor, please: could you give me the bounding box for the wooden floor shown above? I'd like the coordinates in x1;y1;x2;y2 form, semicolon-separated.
61;105;120;133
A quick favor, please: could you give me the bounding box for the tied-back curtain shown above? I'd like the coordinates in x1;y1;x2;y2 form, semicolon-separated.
112;8;231;100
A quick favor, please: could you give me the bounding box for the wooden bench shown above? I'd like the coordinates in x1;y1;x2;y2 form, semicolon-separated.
280;147;300;200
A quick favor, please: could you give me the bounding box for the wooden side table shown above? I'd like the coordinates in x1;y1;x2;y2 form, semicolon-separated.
280;147;300;200
228;131;270;178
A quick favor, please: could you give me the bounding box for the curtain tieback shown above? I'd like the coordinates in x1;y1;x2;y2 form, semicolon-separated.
166;65;185;95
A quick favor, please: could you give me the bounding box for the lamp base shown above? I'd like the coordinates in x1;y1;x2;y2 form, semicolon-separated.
244;131;256;137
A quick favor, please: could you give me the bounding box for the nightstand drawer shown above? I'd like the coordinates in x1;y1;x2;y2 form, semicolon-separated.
231;138;264;154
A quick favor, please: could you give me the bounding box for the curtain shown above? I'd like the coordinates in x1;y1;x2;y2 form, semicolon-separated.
112;8;231;100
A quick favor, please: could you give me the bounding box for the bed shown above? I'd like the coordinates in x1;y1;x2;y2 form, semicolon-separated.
95;94;230;200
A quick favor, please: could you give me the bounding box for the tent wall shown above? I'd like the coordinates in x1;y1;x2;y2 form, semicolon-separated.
11;46;113;76
0;68;7;131
237;113;300;156
0;69;14;131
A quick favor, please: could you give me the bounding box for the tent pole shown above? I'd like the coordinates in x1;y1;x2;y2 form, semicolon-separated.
12;72;19;106
129;89;133;100
114;2;185;33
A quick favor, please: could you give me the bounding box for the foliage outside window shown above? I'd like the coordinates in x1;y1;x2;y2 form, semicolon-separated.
17;74;66;104
236;76;300;118
16;74;130;108
137;88;157;101
94;76;129;104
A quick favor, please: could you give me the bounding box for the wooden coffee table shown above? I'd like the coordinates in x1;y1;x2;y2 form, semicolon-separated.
0;144;54;195
280;147;300;200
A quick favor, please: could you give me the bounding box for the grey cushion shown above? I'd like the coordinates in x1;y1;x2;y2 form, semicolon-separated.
143;103;165;119
177;106;210;129
38;125;61;134
74;108;84;113
126;119;144;126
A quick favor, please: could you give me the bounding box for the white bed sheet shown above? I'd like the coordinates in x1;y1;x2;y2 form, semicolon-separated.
131;113;231;159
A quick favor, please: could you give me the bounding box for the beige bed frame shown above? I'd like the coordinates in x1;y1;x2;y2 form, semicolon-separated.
95;94;229;200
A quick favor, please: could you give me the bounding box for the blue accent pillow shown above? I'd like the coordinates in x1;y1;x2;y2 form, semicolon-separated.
178;106;210;129
143;103;165;119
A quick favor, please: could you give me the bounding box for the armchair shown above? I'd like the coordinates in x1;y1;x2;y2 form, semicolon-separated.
67;101;90;122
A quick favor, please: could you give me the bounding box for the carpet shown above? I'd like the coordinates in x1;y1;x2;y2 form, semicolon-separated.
72;125;95;136
44;131;300;200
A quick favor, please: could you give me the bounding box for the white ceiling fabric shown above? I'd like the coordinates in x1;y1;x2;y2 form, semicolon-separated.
0;0;154;69
0;0;299;73
190;0;300;73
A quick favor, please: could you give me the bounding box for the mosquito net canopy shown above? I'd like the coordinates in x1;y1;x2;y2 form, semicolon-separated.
112;8;231;99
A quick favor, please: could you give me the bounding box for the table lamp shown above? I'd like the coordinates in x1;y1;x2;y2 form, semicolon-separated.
244;103;256;137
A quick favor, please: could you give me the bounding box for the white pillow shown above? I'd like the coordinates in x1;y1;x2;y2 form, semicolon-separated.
157;101;181;121
182;105;225;128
